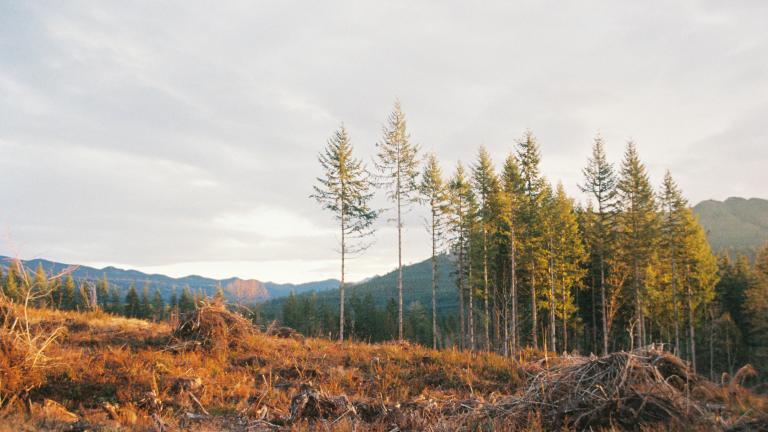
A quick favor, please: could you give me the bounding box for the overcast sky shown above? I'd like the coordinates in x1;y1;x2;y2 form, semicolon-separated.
1;1;766;283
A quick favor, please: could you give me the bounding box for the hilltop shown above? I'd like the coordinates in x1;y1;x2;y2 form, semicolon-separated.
692;197;768;258
0;303;765;431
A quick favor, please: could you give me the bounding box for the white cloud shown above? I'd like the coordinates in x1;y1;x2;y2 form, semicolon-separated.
1;0;766;281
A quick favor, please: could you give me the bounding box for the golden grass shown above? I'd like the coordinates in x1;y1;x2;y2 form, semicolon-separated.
0;304;764;431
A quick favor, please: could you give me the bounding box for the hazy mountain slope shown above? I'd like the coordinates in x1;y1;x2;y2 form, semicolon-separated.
692;197;768;258
0;256;339;302
259;254;457;316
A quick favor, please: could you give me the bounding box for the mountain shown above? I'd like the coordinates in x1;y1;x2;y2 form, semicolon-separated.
692;197;768;258
259;254;457;316
0;256;339;303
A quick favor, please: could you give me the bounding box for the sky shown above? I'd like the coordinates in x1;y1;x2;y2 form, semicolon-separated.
1;1;767;283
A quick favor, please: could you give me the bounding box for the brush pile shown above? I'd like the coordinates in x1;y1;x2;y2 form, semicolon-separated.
495;346;713;430
172;301;258;353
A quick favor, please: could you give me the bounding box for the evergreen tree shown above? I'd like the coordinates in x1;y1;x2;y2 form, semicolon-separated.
140;283;152;319
109;286;121;313
62;274;76;310
214;285;226;304
472;146;501;352
500;153;524;355
169;287;179;313
678;209;718;370
124;284;140;317
282;292;301;329
152;288;164;321
96;274;110;309
5;261;21;302
420;152;449;349
179;286;195;313
33;263;48;307
548;183;587;352
448;162;477;350
615;141;659;348
374;101;420;341
656;170;690;355
745;243;768;373
312;125;378;341
516;130;548;350
76;282;91;311
579;135;617;355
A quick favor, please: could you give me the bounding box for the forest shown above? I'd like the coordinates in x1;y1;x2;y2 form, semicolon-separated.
302;101;768;381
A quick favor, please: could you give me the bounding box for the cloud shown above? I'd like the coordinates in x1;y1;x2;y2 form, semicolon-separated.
1;0;766;281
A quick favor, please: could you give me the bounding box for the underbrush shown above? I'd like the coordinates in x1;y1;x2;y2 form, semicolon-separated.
0;303;764;431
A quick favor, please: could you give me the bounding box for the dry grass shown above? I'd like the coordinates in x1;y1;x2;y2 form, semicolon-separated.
0;304;764;431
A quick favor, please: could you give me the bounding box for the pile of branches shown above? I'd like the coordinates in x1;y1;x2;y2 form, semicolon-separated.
496;346;713;430
172;301;258;353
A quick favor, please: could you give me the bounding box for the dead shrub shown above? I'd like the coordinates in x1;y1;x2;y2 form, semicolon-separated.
172;300;258;353
497;346;714;430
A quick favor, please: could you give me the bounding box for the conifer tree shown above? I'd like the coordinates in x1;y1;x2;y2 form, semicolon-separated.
169;287;178;314
97;274;110;309
62;274;76;310
615;142;659;348
214;285;226;304
516;131;548;349
76;282;91;311
579;135;617;354
33;263;48;307
500;154;524;355
109;286;121;313
472;146;501;352
448;162;475;350
179;286;195;313
745;243;768;371
679;208;718;370
420;152;449;349
124;284;140;317
312;125;377;342
374;101;420;342
152;288;164;321
141;283;152;319
5;261;21;302
658;170;688;354
549;183;587;352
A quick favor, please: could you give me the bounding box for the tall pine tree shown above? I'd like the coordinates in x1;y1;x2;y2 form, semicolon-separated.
374;101;420;342
312;125;377;341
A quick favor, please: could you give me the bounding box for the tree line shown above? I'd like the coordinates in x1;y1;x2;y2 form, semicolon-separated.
0;262;226;321
312;101;768;376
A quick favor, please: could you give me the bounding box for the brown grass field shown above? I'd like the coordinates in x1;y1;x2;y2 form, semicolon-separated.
1;301;766;431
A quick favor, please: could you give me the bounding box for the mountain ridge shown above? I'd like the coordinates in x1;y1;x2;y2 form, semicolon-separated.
0;255;340;303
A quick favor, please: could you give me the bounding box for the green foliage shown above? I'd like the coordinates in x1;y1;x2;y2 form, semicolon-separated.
124;284;140;318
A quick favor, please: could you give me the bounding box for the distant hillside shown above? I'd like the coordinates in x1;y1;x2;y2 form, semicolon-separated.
0;256;339;303
260;254;457;317
692;197;768;258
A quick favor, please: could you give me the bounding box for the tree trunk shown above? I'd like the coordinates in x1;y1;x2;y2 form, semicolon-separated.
687;267;696;373
562;273;568;353
633;257;643;349
483;226;490;352
431;206;438;350
468;239;475;351
510;227;518;355
531;264;538;350
397;182;404;342
672;252;680;356
548;240;556;354
600;256;608;355
458;239;466;351
340;212;346;342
